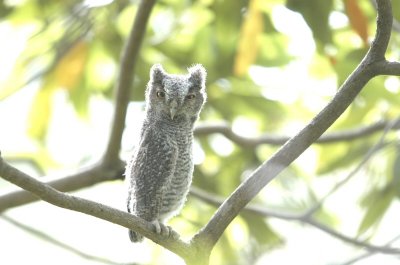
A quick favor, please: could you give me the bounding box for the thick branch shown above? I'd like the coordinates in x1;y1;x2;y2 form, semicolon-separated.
0;155;193;259
191;0;396;251
372;60;400;76
102;0;156;164
2;117;399;212
0;161;124;212
367;0;392;61
2;116;399;213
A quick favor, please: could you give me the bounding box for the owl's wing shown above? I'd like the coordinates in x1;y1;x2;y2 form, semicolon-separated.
128;127;178;221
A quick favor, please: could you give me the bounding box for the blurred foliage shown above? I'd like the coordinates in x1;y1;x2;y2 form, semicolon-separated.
1;0;400;264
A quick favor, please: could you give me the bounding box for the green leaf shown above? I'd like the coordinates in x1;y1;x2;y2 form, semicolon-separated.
391;146;400;198
286;0;333;47
357;187;395;236
333;48;367;86
68;80;90;118
316;140;372;175
242;212;282;247
392;0;400;21
393;148;400;184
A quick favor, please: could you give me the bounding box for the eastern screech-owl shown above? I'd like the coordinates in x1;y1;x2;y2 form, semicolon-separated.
126;64;206;242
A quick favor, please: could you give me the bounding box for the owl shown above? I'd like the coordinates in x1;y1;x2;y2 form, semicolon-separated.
126;64;207;242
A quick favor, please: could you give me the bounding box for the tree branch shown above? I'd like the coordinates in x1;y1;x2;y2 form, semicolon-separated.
0;154;193;260
0;161;124;212
0;0;156;213
102;0;156;164
340;235;400;265
191;0;398;253
2;117;399;212
1;215;126;265
194;118;400;147
189;187;400;254
2;116;399;212
373;60;400;76
304;118;398;217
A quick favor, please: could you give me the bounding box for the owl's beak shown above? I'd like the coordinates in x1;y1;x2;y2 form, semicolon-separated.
170;108;177;120
169;101;178;120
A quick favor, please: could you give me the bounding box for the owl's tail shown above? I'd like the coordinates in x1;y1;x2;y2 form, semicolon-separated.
129;229;144;243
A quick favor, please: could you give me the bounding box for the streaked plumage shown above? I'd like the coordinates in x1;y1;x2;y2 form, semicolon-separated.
126;64;206;242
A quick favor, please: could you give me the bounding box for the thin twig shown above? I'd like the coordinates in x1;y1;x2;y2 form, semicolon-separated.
1;214;128;265
194;118;400;147
189;187;400;254
304;118;400;217
340;235;400;265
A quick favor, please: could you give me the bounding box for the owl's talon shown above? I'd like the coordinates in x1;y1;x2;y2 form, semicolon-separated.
151;220;179;239
151;220;162;234
170;229;179;240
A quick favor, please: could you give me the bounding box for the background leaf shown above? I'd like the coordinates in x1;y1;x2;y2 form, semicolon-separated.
344;0;369;46
358;187;395;236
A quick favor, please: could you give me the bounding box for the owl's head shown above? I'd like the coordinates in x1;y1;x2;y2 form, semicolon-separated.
145;64;207;124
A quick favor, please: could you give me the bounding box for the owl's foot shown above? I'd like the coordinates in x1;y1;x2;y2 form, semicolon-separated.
151;220;179;240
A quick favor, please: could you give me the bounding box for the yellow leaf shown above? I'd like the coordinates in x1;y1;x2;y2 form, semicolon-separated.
27;84;54;140
234;0;264;76
26;41;89;140
344;0;369;46
54;40;88;90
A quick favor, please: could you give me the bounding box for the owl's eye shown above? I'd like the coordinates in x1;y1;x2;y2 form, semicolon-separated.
186;94;196;100
156;91;165;98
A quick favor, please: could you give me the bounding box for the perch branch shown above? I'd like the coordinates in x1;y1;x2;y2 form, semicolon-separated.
0;155;193;260
191;0;399;252
0;161;124;212
1;117;399;212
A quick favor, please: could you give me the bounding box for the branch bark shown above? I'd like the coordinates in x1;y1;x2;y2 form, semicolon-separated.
190;0;399;256
0;161;124;212
102;0;156;164
0;154;193;260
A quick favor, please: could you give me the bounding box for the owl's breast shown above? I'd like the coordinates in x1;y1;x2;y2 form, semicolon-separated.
159;133;194;220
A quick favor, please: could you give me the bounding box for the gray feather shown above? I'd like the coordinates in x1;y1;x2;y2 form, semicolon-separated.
126;64;207;242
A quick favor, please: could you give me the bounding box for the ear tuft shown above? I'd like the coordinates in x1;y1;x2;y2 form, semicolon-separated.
188;64;206;88
150;64;165;84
